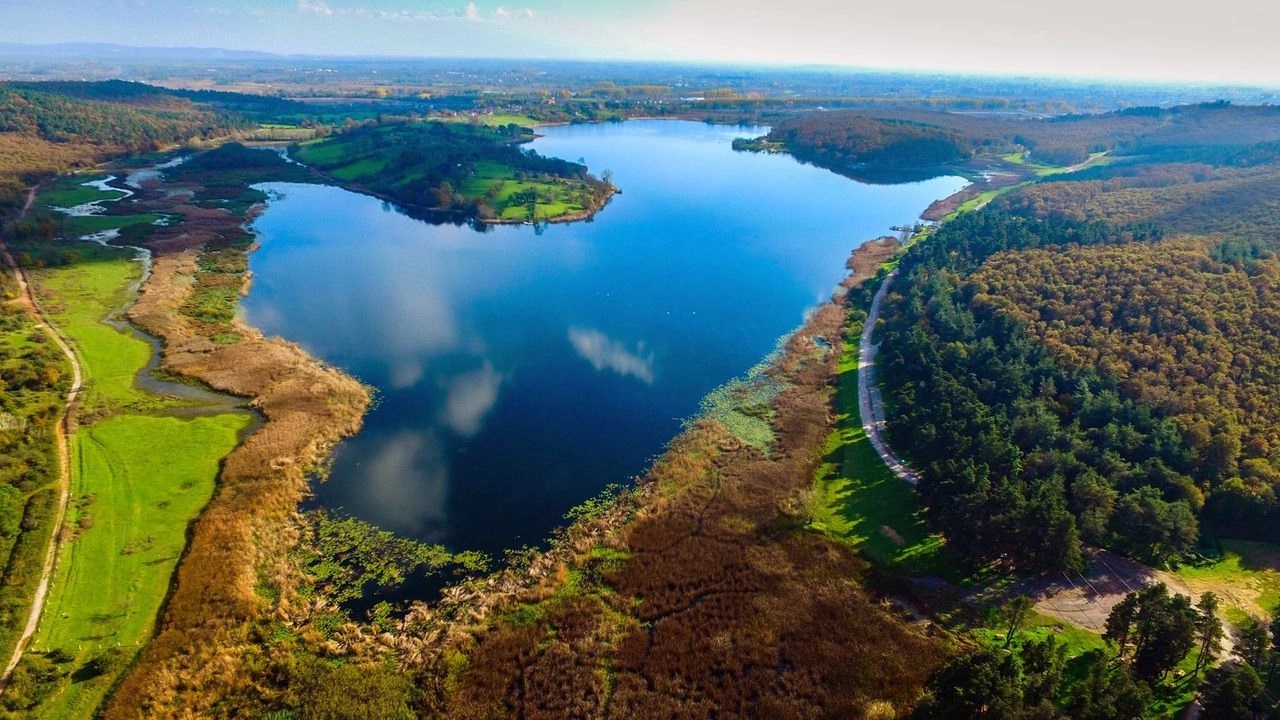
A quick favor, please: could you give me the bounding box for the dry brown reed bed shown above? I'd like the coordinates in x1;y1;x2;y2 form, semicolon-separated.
98;183;371;719
434;236;942;719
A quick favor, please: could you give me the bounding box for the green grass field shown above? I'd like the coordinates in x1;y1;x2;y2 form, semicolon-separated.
16;204;250;718
328;156;388;181
459;161;587;221
30;413;248;718
1174;539;1280;627
32;252;170;415
809;322;947;577
41;178;126;209
293;137;349;166
436;113;540;128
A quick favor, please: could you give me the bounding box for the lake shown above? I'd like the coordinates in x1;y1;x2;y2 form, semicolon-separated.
242;120;965;578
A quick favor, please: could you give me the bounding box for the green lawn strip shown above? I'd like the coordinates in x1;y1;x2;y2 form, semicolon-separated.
40;179;126;210
329;156;388;181
30;413;248;719
810;322;948;578
1173;539;1280;627
292;138;355;166
31;252;174;415
435;113;540;128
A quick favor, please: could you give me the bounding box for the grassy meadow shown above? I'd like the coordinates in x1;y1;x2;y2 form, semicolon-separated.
30;246;162;415
2;185;250;720
39;176;126;209
28;413;247;718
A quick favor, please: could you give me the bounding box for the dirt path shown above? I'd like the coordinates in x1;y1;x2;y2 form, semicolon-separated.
0;187;84;688
857;267;919;485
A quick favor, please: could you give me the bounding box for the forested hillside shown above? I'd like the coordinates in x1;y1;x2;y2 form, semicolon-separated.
745;114;968;167
0;81;259;212
879;212;1190;570
973;238;1280;543
754;102;1280;173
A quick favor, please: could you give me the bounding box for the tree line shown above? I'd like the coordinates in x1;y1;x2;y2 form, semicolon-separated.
878;210;1197;571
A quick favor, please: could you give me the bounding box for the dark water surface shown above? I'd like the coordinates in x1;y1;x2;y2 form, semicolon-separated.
243;120;965;563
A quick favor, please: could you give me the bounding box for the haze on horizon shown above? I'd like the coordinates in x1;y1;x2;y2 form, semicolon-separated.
1;0;1277;87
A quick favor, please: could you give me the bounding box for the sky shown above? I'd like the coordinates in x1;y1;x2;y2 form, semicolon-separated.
1;0;1278;86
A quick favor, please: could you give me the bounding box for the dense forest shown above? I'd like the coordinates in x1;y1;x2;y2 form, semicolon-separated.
972;239;1280;543
757;102;1280;173
877;211;1196;570
741;114;968;168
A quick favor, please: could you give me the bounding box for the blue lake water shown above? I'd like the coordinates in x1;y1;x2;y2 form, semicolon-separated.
243;120;965;566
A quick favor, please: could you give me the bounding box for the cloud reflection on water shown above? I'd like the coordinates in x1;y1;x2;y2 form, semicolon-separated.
359;430;450;541
568;327;655;384
440;362;504;437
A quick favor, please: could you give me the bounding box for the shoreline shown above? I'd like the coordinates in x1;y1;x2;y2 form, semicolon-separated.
96;160;372;718
104;137;964;714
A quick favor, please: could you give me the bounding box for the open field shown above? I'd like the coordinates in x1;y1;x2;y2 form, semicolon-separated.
458;161;585;220
4;185;251;718
28;413;247;718
39;177;126;209
436;113;540;128
1174;540;1280;627
59;214;162;237
29;249;167;415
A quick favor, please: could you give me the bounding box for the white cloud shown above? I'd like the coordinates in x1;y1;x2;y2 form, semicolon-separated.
440;363;504;437
568;327;655;384
494;6;509;18
465;2;480;21
297;0;333;16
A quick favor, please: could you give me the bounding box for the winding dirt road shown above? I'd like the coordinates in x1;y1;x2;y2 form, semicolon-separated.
0;188;84;688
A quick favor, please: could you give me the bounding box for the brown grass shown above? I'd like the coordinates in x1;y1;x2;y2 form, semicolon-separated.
435;238;946;719
99;175;371;719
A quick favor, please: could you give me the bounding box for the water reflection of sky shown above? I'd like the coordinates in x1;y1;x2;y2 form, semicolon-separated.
243;120;967;558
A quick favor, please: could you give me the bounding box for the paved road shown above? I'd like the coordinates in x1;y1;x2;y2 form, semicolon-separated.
857;267;919;485
0;188;84;688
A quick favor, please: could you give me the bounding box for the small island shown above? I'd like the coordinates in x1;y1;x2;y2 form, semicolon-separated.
291;120;616;224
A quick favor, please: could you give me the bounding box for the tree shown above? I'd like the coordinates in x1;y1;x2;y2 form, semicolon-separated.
1105;593;1139;659
1105;583;1197;682
1019;637;1066;708
1004;595;1035;648
911;648;1025;720
1201;662;1266;720
1236;616;1270;669
1194;592;1225;674
1067;660;1152;720
1268;607;1280;683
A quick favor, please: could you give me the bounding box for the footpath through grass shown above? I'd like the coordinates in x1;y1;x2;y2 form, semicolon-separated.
2;186;250;719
